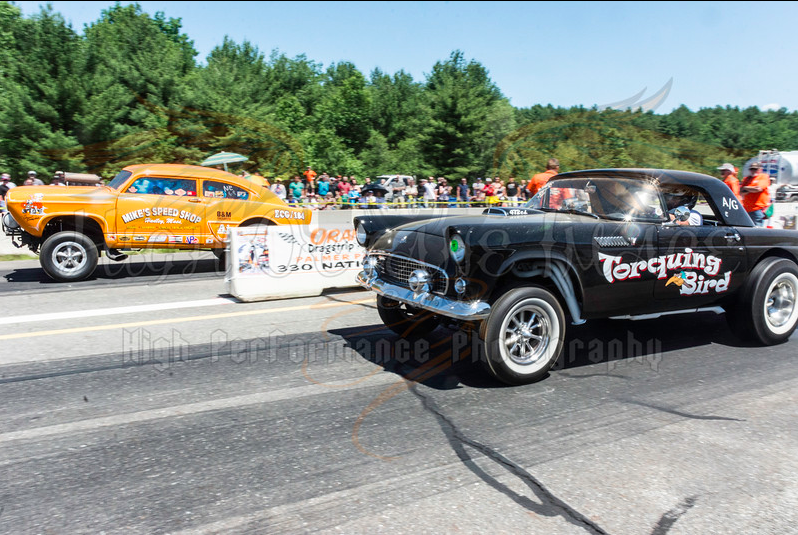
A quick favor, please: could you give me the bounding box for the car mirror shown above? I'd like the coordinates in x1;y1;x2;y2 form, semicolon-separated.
670;205;691;222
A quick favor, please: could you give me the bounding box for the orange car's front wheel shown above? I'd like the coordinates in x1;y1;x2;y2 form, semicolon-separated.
40;231;99;282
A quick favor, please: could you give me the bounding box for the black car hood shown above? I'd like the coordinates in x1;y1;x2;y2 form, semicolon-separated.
371;212;625;262
389;212;599;237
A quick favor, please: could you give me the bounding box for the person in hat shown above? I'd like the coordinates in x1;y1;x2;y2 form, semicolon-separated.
27;170;44;186
741;162;771;226
1;173;16;190
51;170;67;186
0;173;15;210
483;177;496;205
717;163;741;202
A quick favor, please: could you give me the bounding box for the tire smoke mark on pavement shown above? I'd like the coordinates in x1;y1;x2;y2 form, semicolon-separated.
558;372;632;380
410;385;609;535
350;336;456;461
0;331;358;385
320;293;377;310
620;399;745;422
650;496;698;535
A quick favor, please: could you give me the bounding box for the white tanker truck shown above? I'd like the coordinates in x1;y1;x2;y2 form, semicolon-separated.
743;150;798;202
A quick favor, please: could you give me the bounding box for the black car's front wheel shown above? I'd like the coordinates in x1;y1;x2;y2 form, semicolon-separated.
480;286;565;385
377;295;441;337
40;231;99;282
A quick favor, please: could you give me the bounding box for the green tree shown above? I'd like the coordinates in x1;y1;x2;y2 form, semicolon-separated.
419;51;515;178
75;3;197;173
0;3;82;178
315;62;371;154
368;68;424;147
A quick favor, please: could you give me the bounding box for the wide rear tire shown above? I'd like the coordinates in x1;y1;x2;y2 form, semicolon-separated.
40;231;99;282
480;286;565;385
726;258;798;345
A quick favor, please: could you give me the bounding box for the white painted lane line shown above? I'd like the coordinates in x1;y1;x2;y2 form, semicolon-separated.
0;297;374;341
1;297;238;325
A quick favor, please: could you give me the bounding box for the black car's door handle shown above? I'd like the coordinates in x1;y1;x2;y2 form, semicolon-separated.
724;232;741;242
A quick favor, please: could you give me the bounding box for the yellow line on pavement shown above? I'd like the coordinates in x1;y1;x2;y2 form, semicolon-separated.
0;297;374;341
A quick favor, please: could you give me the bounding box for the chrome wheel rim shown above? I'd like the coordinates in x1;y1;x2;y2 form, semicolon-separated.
52;241;88;274
500;303;551;366
765;273;798;332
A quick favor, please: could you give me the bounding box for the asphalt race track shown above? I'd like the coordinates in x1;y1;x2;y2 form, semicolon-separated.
0;254;796;534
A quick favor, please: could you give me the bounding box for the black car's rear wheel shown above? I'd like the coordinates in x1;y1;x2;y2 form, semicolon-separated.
40;231;99;282
726;258;798;344
377;295;441;337
480;286;565;385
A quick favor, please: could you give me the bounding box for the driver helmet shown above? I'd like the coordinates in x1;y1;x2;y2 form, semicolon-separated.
663;188;698;211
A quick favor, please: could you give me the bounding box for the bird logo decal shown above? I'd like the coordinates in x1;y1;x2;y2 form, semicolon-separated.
666;271;687;287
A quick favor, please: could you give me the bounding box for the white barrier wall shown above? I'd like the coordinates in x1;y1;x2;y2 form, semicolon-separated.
226;208;484;302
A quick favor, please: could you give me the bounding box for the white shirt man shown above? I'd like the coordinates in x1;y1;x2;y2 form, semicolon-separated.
270;181;287;200
422;179;437;208
27;171;44;186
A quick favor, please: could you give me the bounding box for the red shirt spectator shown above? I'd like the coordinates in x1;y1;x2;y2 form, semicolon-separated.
303;166;317;192
527;158;560;196
717;163;741;202
338;177;352;195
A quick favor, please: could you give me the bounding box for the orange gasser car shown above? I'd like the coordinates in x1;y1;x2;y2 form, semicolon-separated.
2;164;310;282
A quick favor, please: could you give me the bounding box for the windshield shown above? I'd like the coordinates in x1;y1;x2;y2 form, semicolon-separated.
107;170;132;191
525;177;666;222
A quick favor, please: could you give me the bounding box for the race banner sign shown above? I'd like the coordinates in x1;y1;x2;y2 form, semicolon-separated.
228;223;365;300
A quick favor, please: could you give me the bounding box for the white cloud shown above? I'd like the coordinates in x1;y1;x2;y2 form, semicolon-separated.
762;103;781;111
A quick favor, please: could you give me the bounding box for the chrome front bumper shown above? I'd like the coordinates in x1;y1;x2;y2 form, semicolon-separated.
357;271;491;321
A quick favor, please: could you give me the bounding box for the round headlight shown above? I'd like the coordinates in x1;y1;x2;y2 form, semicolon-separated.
2;212;19;230
449;234;466;263
356;222;368;247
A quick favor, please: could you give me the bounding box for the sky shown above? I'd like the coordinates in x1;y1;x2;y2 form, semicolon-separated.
12;1;798;114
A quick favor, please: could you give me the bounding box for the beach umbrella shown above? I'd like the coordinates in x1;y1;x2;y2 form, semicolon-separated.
360;184;390;196
200;152;248;172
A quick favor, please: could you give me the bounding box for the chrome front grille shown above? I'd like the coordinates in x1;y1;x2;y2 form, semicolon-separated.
374;254;448;294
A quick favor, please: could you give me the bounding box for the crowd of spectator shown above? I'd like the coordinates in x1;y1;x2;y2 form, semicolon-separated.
268;167;545;210
1;162;559;213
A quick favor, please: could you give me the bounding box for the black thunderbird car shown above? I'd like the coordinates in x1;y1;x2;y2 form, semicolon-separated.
354;168;798;385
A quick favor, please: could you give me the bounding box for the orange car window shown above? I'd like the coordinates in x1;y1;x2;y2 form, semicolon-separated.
203;180;249;200
126;177;197;196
